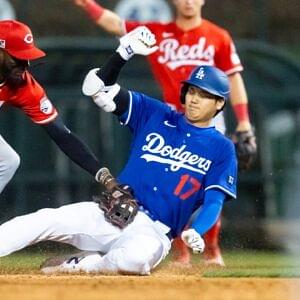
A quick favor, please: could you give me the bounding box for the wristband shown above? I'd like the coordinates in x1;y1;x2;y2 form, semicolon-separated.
82;0;105;21
116;45;134;61
232;103;250;122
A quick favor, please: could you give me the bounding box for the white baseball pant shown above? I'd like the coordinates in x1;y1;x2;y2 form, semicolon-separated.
0;135;20;193
0;202;171;275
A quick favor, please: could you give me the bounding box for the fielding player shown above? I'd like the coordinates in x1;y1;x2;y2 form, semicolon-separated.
72;0;256;265
0;27;237;275
0;20;106;194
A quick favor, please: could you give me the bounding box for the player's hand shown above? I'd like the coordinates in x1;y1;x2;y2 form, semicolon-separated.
232;128;257;170
92;84;120;112
181;229;205;254
117;26;158;61
82;68;104;96
82;68;119;112
93;168;138;229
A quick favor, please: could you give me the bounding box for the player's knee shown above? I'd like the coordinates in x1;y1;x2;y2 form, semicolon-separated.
113;238;164;275
2;150;20;177
108;248;149;275
10;152;20;172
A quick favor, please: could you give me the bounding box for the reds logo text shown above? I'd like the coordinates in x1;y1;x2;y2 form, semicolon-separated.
158;37;215;70
141;132;212;174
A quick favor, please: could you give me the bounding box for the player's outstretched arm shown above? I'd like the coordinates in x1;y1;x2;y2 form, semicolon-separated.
182;189;225;254
42;116;104;181
82;27;158;113
72;0;125;36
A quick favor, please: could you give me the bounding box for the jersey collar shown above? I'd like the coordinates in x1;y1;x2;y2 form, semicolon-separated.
178;114;215;135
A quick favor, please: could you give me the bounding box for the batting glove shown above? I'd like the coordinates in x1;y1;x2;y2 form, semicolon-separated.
181;229;205;254
117;26;158;60
82;68;104;97
92;84;120;112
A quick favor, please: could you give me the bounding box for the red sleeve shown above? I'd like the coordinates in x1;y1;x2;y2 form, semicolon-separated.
214;30;243;75
124;21;142;33
124;21;159;33
15;72;58;124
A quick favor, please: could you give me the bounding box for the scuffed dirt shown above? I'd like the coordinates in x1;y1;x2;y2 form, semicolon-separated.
0;274;299;300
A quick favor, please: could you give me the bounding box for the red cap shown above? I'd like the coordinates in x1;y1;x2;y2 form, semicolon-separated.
0;20;45;60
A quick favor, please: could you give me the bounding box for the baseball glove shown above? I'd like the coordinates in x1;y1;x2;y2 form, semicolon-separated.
232;128;257;170
94;184;139;229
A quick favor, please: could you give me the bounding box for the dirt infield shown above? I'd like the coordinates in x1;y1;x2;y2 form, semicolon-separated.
0;274;299;300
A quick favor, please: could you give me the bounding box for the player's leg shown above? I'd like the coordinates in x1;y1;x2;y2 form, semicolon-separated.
171;235;191;265
41;251;103;274
0;135;20;193
203;216;224;266
40;213;171;275
97;234;166;274
97;215;171;275
42;237;167;275
0;202;118;257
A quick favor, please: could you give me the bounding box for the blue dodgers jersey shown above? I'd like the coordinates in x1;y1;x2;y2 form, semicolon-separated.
118;91;237;238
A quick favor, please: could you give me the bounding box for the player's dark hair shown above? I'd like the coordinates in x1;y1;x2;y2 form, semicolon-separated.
0;50;5;83
214;99;226;116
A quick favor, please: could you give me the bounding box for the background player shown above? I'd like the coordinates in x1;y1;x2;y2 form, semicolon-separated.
72;0;256;266
0;20;106;195
0;27;237;274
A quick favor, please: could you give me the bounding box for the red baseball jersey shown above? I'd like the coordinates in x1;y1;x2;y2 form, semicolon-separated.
125;20;243;111
0;71;58;124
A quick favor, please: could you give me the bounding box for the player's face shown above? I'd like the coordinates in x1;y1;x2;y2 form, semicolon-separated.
0;50;28;87
172;0;204;18
184;86;225;126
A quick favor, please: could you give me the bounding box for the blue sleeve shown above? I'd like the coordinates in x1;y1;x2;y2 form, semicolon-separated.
118;91;169;135
204;140;237;200
191;189;225;235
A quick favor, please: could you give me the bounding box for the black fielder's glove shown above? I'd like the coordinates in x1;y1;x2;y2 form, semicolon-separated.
94;168;138;229
95;184;138;229
232;128;257;170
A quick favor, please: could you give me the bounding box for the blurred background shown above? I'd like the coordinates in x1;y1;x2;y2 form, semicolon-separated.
0;0;299;253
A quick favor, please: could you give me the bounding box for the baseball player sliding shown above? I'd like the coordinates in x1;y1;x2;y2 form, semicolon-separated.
0;20;105;194
73;0;257;266
0;27;237;275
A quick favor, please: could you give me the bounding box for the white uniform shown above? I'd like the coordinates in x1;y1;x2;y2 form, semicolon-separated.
0;135;20;193
0;202;171;274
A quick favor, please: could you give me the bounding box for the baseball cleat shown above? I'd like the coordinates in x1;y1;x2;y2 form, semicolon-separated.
40;251;102;274
204;256;225;267
203;249;225;267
